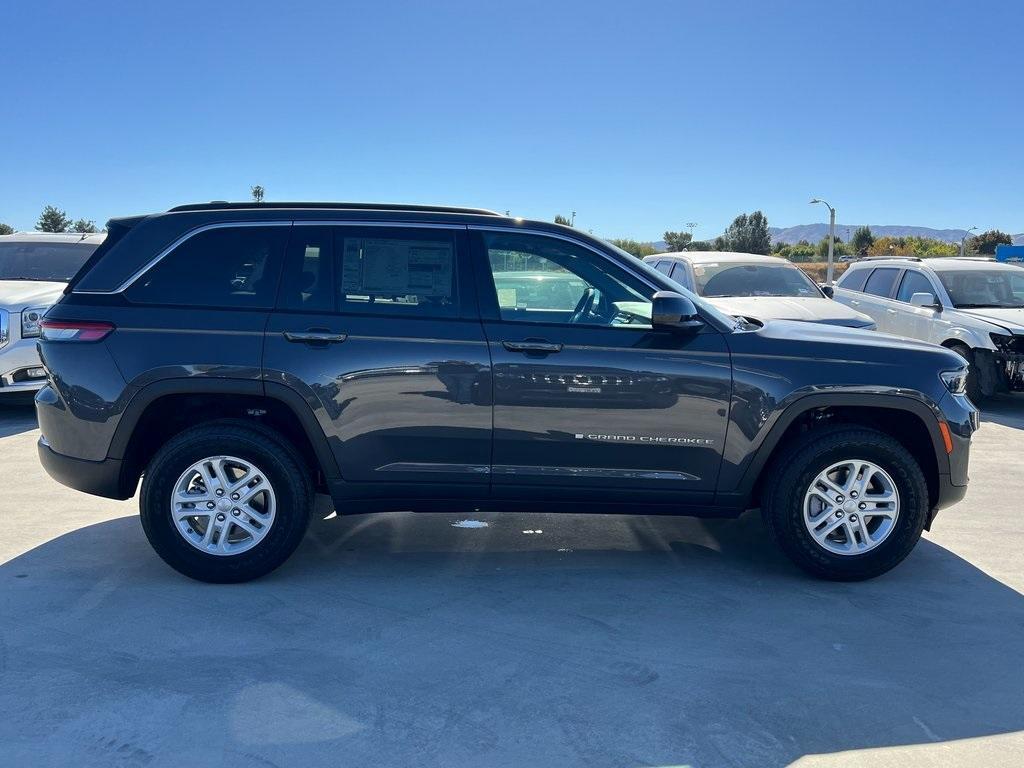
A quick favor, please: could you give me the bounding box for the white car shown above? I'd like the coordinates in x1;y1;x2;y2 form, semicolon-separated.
831;256;1024;400
0;231;105;397
643;251;876;329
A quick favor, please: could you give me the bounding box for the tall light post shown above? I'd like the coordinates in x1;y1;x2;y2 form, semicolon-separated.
810;198;837;285
959;226;977;258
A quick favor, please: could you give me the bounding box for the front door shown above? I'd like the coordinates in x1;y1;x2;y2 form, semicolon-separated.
472;228;732;502
263;223;492;497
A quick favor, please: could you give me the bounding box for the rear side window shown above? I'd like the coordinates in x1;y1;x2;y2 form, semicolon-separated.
836;267;869;292
654;260;673;275
863;268;900;298
126;225;289;308
896;270;936;302
276;226;459;318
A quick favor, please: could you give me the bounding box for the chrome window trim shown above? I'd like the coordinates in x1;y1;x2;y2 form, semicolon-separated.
75;220;468;295
467;225;662;295
75;221;292;295
0;309;9;349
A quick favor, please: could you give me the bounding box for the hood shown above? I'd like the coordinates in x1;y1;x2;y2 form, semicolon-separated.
0;280;66;311
756;319;966;360
707;295;875;327
957;307;1024;334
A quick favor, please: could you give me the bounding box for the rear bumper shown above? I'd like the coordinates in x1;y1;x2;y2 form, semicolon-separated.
37;436;131;500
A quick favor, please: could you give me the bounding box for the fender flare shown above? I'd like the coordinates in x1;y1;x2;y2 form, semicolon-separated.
728;392;948;502
107;377;340;480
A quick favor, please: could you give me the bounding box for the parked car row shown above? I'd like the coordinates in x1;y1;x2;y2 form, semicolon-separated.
29;202;977;585
644;250;1024;402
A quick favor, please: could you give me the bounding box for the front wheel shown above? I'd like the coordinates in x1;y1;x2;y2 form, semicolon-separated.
140;422;313;583
761;426;929;581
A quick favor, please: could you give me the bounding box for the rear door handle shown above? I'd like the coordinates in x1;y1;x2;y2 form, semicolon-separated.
501;339;563;354
283;330;348;344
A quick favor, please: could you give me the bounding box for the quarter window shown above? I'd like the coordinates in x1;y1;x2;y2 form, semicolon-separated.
483;232;652;327
836;267;869;292
862;268;900;298
896;270;936;302
126;225;288;308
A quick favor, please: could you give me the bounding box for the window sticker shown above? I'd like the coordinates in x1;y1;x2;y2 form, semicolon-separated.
342;238;454;297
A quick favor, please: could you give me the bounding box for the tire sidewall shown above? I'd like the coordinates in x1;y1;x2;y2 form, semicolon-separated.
768;432;928;580
140;427;310;582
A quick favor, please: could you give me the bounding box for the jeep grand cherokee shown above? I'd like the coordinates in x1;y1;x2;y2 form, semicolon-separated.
35;202;977;583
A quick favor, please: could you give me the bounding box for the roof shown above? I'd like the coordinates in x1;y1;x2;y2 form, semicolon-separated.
645;250;788;265
848;256;1024;272
167;201;501;216
0;231;106;244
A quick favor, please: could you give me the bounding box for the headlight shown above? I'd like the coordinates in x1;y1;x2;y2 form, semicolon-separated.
21;306;49;338
940;368;968;395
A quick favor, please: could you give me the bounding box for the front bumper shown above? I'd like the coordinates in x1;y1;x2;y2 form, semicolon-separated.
38;436;131;500
0;338;48;394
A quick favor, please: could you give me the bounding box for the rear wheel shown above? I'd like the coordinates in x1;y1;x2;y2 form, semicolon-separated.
140;421;312;583
761;426;929;581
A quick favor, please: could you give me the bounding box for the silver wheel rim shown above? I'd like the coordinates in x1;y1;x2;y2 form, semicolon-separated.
803;459;900;556
171;455;277;556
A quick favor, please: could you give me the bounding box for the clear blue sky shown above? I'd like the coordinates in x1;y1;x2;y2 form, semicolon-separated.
2;0;1021;239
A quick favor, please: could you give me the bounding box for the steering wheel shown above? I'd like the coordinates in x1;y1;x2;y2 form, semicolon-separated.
569;287;597;324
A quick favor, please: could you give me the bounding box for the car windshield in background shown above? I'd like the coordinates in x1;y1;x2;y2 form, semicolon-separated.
0;242;99;281
694;262;821;298
937;270;1024;308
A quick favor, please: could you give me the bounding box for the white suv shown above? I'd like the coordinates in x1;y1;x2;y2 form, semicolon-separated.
0;232;105;397
832;256;1024;400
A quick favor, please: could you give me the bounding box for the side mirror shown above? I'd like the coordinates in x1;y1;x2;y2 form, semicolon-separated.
819;283;835;298
909;292;941;309
651;291;703;332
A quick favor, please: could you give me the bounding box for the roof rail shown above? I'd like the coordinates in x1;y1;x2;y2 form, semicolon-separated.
934;255;996;262
167;201;501;216
857;255;922;262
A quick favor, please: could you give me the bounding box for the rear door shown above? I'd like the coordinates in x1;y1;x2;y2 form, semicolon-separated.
471;228;732;502
858;267;903;332
263;223;492;497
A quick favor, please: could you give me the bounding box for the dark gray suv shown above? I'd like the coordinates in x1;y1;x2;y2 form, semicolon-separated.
36;202;978;583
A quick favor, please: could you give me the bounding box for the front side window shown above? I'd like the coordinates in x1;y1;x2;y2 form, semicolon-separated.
936;269;1024;309
896;270;937;302
862;268;900;298
0;242;99;282
693;261;820;298
276;226;459;317
127;225;288;308
483;232;652;327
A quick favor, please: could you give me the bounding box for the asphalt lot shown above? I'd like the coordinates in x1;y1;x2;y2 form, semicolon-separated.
1;397;1023;767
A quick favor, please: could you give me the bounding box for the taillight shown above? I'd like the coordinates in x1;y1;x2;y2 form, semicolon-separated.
39;320;115;342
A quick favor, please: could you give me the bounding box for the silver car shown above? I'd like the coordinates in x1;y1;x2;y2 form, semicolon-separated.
831;256;1024;400
644;251;876;329
0;232;105;396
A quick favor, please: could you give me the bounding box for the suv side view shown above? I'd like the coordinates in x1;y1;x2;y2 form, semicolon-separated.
36;203;977;583
832;256;1024;401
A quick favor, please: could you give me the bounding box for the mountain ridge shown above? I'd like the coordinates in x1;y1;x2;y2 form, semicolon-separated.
768;223;1024;246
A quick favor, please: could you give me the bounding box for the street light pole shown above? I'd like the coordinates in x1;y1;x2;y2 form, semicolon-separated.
810;198;837;285
960;226;977;258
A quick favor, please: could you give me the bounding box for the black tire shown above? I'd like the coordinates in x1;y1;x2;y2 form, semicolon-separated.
948;343;984;403
761;425;929;581
140;421;313;583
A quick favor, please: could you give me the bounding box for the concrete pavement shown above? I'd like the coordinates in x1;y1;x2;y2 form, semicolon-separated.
1;398;1022;767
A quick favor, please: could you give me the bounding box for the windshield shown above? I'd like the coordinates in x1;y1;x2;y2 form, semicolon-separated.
602;241;739;328
0;242;100;282
692;262;821;298
937;269;1024;309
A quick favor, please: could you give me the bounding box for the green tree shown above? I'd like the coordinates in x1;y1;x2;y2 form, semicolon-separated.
608;238;657;258
722;211;771;254
815;235;850;260
851;226;875;255
662;230;693;252
554;214;571;226
70;219;98;233
687;240;715;251
36;205;73;232
0;223;14;235
969;229;1012;254
251;185;265;203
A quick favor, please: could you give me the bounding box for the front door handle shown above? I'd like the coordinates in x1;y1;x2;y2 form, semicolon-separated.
502;339;563;354
283;330;348;344
886;308;897;314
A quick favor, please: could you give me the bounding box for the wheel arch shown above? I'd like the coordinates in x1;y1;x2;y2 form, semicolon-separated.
109;379;339;497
